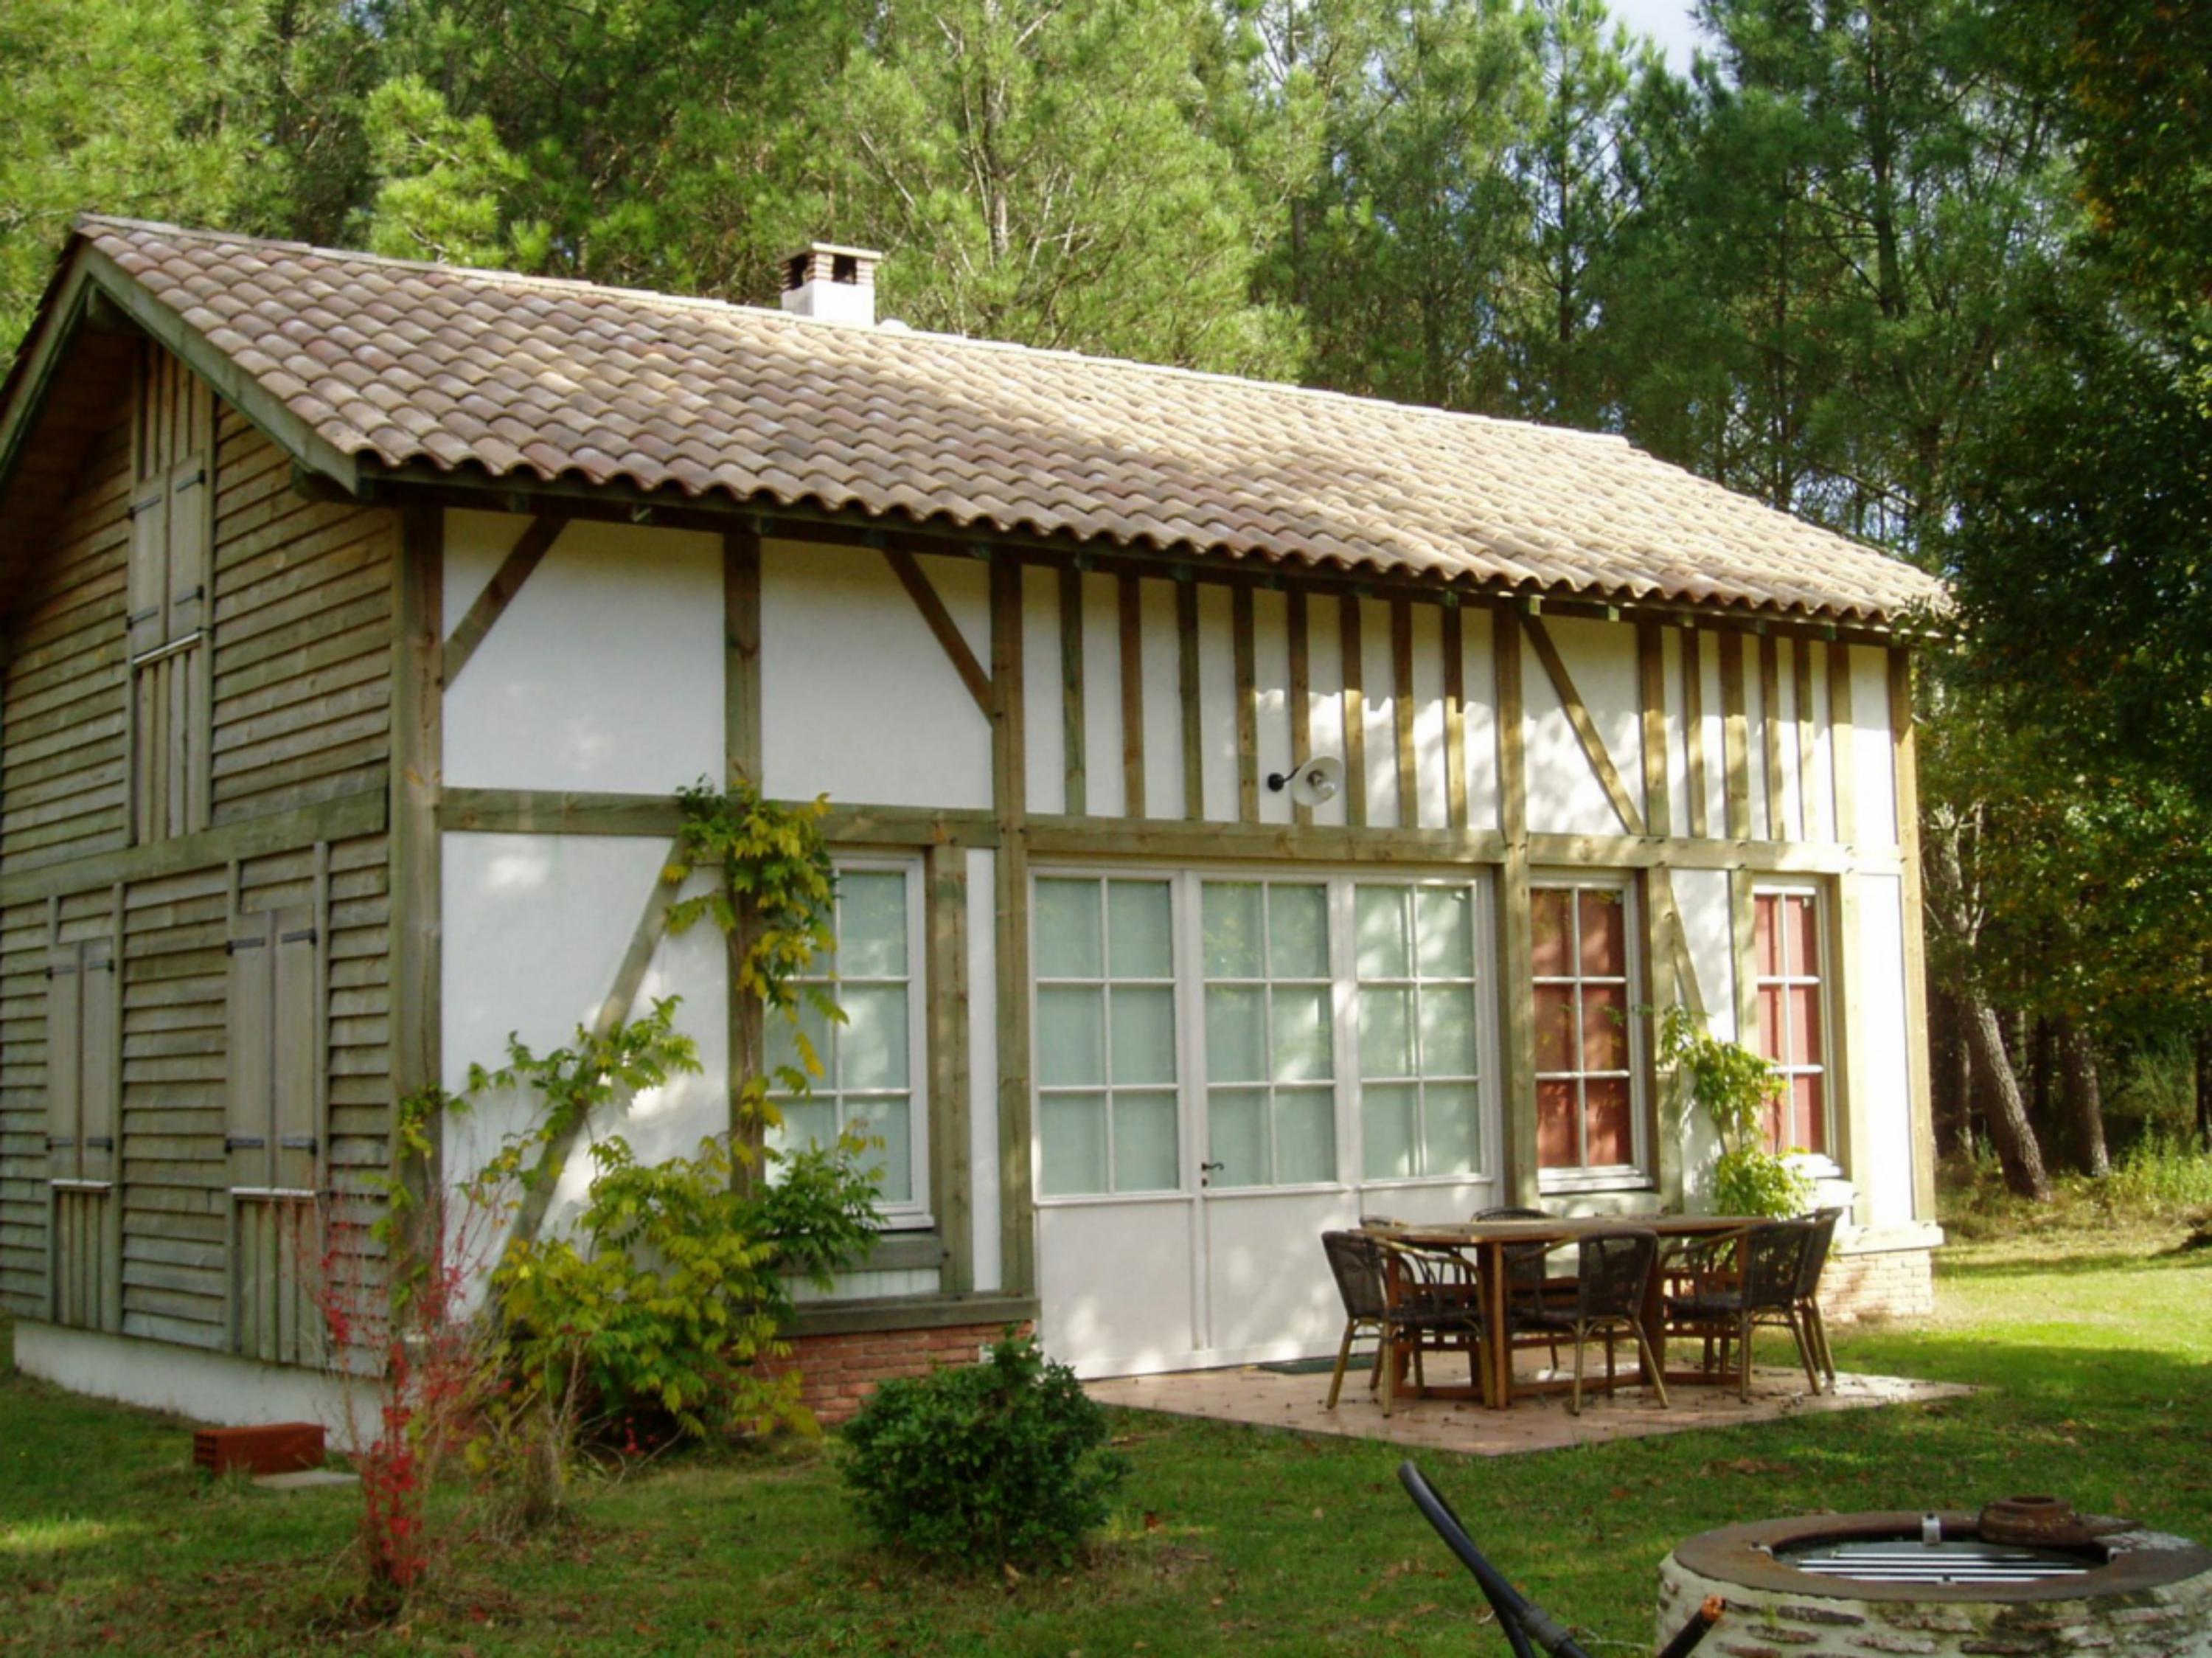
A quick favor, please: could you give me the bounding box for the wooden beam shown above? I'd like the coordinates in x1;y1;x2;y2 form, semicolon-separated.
925;846;974;1294
1730;868;1759;1048
884;547;992;717
1118;575;1145;818
1637;620;1671;839
1832;870;1867;1197
1719;630;1752;841
1760;634;1786;840
439;788;999;846
1891;648;1938;1221
0;790;386;906
1288;589;1312;828
990;558;1034;1295
725;529;762;785
1058;566;1086;816
1442;606;1467;830
1829;642;1857;845
1795;639;1820;842
1641;869;1684;1208
1026;816;1507;865
1340;595;1367;828
1494;606;1537;1207
1177;579;1203;820
440;513;565;688
1233;586;1259;822
389;504;443;1277
1523;613;1648;838
1391;599;1417;824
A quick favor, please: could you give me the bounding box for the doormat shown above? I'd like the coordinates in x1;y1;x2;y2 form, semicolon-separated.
1256;1356;1354;1376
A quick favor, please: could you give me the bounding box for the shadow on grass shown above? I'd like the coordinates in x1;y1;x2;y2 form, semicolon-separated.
1938;1245;2212;1281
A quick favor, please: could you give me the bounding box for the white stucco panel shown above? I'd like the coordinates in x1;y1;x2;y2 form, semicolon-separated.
1851;874;1918;1226
1023;565;1065;816
759;541;992;810
1080;573;1126;819
442;516;723;795
1253;589;1294;827
1849;645;1899;848
1525;615;1639;836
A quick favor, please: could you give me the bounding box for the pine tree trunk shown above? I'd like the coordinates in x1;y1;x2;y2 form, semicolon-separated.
2196;1026;2211;1152
2056;1016;2110;1178
1964;996;2051;1200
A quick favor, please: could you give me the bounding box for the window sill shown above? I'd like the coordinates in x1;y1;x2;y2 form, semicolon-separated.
861;1231;947;1273
1538;1168;1658;1198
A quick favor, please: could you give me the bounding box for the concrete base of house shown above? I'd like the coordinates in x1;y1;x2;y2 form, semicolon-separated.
11;1319;380;1446
1820;1221;1943;1322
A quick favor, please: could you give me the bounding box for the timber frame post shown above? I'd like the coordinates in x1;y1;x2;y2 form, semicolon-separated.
990;557;1035;1296
1494;607;1537;1205
389;503;443;1277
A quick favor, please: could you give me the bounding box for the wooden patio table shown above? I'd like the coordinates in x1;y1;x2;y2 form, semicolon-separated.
1364;1215;1756;1410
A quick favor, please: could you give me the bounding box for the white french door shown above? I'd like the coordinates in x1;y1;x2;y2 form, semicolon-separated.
1033;866;1503;1378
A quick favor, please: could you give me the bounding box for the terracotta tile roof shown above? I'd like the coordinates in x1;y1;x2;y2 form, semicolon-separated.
75;216;1941;624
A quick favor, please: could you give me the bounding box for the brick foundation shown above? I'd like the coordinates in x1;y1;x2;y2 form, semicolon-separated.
1818;1227;1940;1325
762;1320;1034;1426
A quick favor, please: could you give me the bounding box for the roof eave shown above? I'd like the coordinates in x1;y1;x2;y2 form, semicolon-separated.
0;230;364;510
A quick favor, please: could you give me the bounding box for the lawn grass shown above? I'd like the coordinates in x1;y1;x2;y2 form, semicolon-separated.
4;1222;2209;1657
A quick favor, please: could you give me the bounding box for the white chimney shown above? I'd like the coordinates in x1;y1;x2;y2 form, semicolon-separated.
780;242;882;327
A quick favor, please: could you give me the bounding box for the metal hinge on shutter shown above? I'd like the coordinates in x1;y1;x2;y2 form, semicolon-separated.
279;929;319;946
46;1134;76;1150
225;1135;267;1151
226;936;268;955
83;1137;114;1151
127;491;164;518
46;962;77;979
277;1135;319;1153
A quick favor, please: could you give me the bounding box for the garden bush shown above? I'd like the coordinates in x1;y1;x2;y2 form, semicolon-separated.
841;1332;1126;1567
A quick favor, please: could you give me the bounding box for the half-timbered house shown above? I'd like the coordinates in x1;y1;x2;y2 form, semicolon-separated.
0;219;1944;1424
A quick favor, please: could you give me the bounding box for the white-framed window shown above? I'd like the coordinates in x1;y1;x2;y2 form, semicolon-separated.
1200;878;1338;1190
1355;884;1484;1181
767;857;931;1225
1531;875;1646;1184
1029;867;1495;1201
1033;876;1181;1196
1752;884;1829;1157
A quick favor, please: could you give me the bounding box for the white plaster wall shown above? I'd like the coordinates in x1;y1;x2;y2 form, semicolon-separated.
1138;580;1185;818
1253;589;1295;826
1524;617;1633;836
1197;585;1239;822
1745;646;1772;842
1805;643;1835;842
1849;645;1899;847
1696;633;1728;836
439;832;728;1244
760;541;992;811
1672;867;1737;1210
1853;874;1918;1227
1775;639;1805;841
1461;609;1500;833
1360;600;1401;828
1023;565;1065;816
1080;573;1126;819
1305;606;1349;828
1408;603;1450;829
968;848;1003;1293
1663;626;1694;836
442;513;723;795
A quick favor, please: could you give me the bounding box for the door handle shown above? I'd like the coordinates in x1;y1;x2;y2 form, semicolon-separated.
1199;1160;1225;1187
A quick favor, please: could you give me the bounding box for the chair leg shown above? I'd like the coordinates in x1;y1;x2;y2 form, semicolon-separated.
1381;1328;1398;1418
1570;1326;1587;1417
1326;1321;1357;1411
1788;1310;1822;1395
1412;1335;1426;1392
1737;1313;1754;1402
1808;1301;1837;1383
1630;1319;1671;1409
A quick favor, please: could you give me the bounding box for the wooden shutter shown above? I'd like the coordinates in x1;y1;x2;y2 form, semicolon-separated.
226;911;276;1189
272;909;320;1191
78;942;119;1184
46;946;82;1182
125;489;170;659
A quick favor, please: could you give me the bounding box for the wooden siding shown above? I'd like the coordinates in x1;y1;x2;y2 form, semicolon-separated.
0;342;400;1331
209;409;393;820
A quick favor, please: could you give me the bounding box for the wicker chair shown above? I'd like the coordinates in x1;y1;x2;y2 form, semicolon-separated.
1794;1207;1844;1385
1514;1228;1670;1415
1472;1204;1569;1379
1663;1218;1820;1400
1321;1230;1489;1415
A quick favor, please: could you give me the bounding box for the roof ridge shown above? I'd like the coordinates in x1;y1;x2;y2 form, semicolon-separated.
77;214;1637;451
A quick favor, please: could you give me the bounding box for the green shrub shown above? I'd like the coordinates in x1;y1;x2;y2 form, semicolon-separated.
841;1332;1126;1567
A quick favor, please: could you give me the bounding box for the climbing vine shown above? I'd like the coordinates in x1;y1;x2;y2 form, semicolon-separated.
1656;1005;1814;1218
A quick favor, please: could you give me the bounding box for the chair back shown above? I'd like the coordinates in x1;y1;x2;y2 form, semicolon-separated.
1573;1228;1660;1322
1795;1207;1843;1300
1361;1214;1409;1230
1473;1206;1554;1291
1322;1229;1391;1322
1742;1220;1812;1310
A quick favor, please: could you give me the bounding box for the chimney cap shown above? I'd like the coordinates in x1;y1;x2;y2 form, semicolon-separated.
780;241;884;325
785;240;886;268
